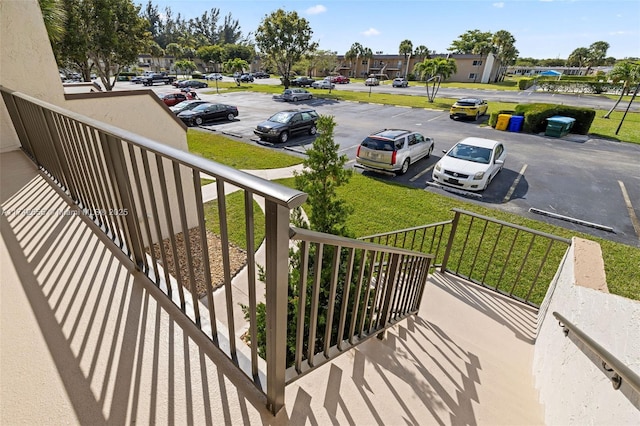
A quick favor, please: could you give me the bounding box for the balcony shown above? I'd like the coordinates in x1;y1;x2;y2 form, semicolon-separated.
2;88;638;424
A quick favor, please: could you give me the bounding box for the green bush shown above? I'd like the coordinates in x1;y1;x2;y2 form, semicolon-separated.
514;103;596;134
518;78;535;90
119;71;137;77
488;110;516;127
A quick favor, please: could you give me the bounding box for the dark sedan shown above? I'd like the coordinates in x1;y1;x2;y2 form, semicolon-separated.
177;103;238;126
253;109;318;143
290;77;316;87
176;80;208;89
169;100;210;115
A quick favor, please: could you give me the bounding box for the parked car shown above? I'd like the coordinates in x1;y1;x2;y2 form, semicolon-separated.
253;71;271;79
311;80;335;89
365;77;379;86
253;109;319;143
176;80;208;89
177;103;239;126
331;75;350;84
356;129;434;175
158;92;188;107
169;100;210;115
290;77;316;87
282;88;313;102
432;137;506;191
449;98;489;121
239;73;254;82
205;73;223;80
392;77;409;88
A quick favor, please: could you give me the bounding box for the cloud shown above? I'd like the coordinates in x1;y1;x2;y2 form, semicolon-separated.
493;2;505;8
306;5;327;15
362;28;380;36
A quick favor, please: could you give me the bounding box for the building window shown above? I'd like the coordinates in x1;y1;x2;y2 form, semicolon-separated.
468;73;477;80
362;60;368;65
472;60;483;66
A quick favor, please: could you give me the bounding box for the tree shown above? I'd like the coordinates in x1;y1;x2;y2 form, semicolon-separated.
567;47;590;74
297;50;338;77
196;45;224;72
52;0;93;80
222;44;254;63
414;45;429;62
165;42;183;59
39;0;66;44
448;29;493;54
399;39;413;77
345;42;364;78
147;41;165;72
603;61;640;118
413;57;457;102
586;41;610;74
243;115;355;366
255;9;317;88
223;58;249;84
174;59;196;75
294;116;353;235
492;30;518;81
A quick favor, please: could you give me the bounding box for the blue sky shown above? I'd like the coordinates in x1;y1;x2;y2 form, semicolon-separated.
139;0;640;59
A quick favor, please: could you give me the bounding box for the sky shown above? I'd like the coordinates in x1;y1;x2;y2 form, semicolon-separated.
138;0;640;60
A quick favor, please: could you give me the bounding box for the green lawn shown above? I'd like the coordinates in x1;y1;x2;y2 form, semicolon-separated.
187;129;304;169
187;94;640;302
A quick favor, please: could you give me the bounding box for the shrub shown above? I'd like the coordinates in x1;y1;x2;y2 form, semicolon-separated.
518;78;535;90
514;103;595;134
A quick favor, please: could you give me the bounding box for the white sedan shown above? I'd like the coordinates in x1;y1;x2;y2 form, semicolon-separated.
311;80;335;89
432;137;506;191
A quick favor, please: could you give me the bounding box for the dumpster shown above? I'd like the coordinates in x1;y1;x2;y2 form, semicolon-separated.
545;116;575;137
508;115;524;132
495;114;511;131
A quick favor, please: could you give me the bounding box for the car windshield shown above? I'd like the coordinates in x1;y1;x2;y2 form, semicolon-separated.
192;104;214;112
447;143;492;164
456;100;479;106
361;137;395;151
268;112;293;123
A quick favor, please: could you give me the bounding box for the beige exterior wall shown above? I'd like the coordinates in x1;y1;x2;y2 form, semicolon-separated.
0;0;198;239
534;238;640;424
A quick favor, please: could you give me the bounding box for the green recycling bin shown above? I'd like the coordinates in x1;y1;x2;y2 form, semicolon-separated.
545;116;575;137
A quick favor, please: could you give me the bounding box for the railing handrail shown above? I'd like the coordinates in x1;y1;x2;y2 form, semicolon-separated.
553;312;640;395
291;226;435;259
359;220;453;241
1;86;307;210
452;208;572;244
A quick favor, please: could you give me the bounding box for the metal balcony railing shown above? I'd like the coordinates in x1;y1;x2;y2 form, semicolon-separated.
1;86;434;414
362;209;571;307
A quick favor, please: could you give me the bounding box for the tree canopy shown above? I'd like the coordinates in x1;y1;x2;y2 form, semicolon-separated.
255;9;317;88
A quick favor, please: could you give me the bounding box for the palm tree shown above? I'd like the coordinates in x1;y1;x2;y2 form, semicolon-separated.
413;45;429;62
399;39;413;77
567;47;590;75
492;30;518;82
345;42;363;78
586;41;610;75
39;0;66;43
413;58;457;102
603;61;640;118
471;41;493;83
362;47;373;76
148;42;165;72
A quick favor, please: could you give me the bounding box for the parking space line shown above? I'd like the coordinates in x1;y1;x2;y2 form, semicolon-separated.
618;180;640;240
410;164;435;182
392;110;413;118
503;164;527;202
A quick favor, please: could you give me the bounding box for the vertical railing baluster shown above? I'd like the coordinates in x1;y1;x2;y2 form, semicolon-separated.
243;191;257;377
215;180;236;357
323;246;341;357
307;243;323;368
294;240;310;374
337;248;356;351
440;210;461;273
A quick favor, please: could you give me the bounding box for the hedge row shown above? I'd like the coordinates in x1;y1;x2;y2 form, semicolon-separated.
489;104;595;135
537;80;624;94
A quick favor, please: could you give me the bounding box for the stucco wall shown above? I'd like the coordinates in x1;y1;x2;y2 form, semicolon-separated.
533;238;640;424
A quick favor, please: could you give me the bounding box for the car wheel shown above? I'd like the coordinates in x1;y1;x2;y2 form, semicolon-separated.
293;97;298;102
227;113;235;121
309;125;317;135
309;95;313;99
398;159;410;175
426;145;433;158
195;117;203;126
449;115;455;120
279;131;289;143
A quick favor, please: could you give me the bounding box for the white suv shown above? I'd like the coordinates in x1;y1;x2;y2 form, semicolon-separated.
356;129;434;175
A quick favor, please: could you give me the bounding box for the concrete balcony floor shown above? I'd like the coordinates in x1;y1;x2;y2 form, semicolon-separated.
1;150;544;425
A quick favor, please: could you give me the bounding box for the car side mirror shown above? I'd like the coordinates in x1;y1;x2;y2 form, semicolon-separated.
442;149;447;154
495;159;504;165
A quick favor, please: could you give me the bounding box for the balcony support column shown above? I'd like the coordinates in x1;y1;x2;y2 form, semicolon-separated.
440;210;461;273
265;200;290;415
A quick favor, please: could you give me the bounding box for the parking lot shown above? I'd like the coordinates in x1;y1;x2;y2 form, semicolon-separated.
148;86;640;247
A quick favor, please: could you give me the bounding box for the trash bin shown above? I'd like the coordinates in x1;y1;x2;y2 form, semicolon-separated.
545;116;575;137
495;114;511;131
508;115;524;132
